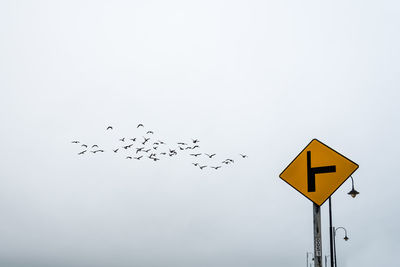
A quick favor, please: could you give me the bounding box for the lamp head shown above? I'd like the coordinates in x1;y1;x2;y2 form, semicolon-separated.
348;188;359;198
344;235;349;241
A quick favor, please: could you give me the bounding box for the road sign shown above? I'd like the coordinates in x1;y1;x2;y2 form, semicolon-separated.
279;139;359;206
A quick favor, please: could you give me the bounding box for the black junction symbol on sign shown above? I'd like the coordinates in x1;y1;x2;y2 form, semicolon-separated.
307;151;336;192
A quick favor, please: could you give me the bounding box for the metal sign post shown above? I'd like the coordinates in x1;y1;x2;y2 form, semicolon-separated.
313;203;322;267
279;139;358;267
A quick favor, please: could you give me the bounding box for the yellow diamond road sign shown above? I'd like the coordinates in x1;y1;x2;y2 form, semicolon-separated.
279;139;359;206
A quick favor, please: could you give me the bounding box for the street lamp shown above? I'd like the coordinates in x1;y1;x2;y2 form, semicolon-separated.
333;227;349;267
329;176;359;267
307;252;314;267
347;176;359;198
328;177;358;267
335;227;349;241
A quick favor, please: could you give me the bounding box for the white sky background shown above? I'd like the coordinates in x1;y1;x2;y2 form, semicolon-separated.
0;0;399;266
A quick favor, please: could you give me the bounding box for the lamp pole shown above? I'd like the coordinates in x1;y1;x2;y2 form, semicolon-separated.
328;197;335;267
334;227;349;267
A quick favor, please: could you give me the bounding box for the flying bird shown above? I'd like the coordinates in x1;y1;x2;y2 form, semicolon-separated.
146;131;154;134
71;141;79;144
177;142;187;145
78;150;87;155
192;139;200;143
136;147;144;153
113;149;119;153
190;153;201;157
134;156;143;160
192;163;199;166
126;156;132;159
137;124;144;128
211;166;222;170
106;126;113;130
81;144;88;148
92;149;104;153
130;138;136;142
240;154;248;158
205;153;216;158
142;137;150;145
123;144;133;149
92;145;98;148
199;165;207;170
120;138;125;142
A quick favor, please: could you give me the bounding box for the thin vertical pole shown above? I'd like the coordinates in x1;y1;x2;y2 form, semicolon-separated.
313;203;322;267
307;252;309;267
333;228;337;267
329;197;334;267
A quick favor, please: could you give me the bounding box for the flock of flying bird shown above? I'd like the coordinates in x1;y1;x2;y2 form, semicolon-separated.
71;124;248;170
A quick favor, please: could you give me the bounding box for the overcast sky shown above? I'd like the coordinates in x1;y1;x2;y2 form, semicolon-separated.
1;1;399;266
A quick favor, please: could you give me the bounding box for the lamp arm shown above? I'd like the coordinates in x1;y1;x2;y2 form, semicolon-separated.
335;227;348;237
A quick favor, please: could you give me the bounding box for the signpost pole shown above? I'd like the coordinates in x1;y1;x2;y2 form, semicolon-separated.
313;203;322;267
